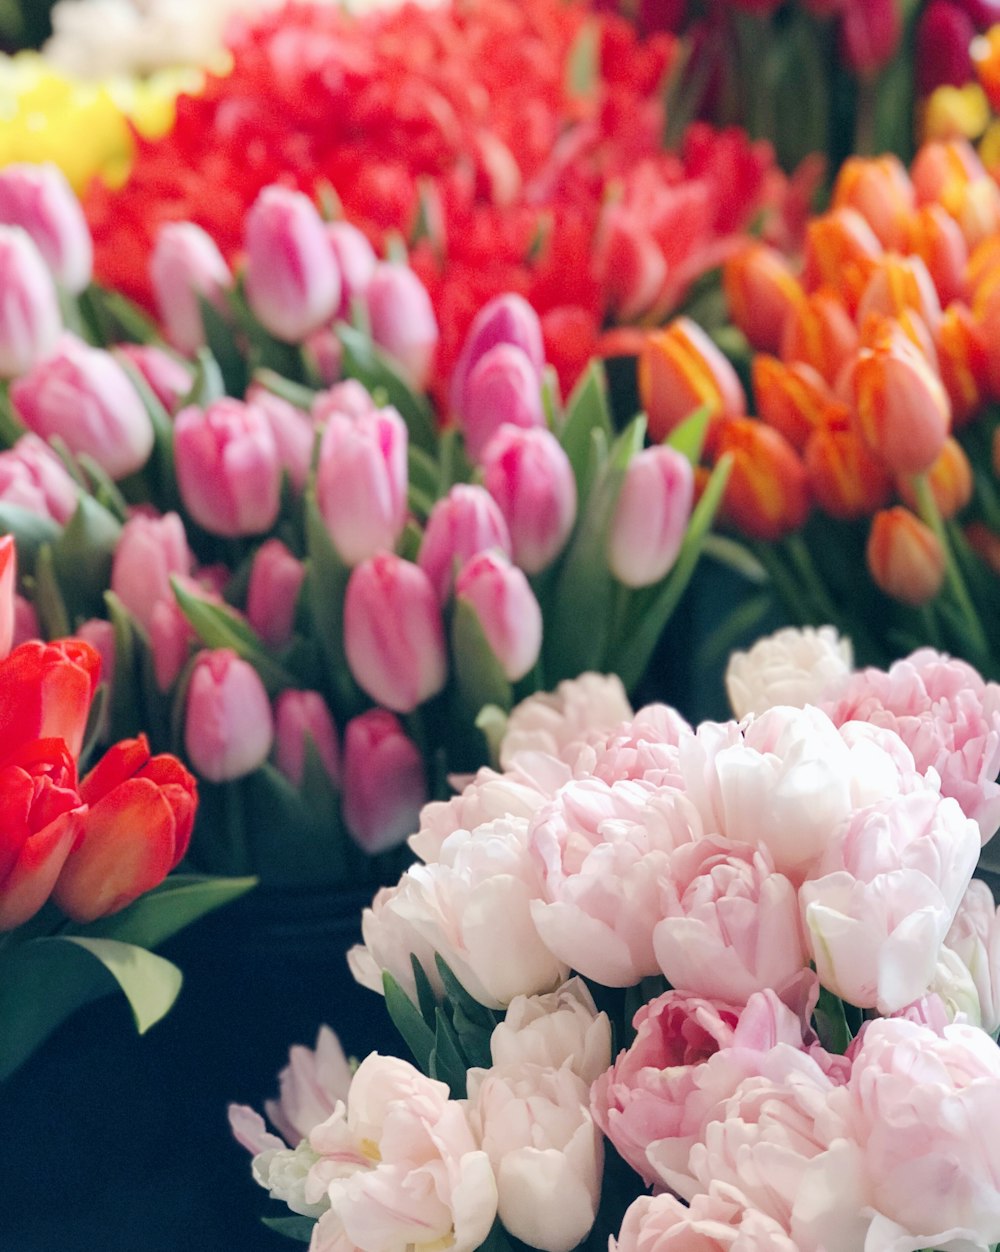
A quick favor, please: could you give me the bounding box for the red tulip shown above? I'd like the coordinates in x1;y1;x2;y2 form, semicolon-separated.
0;639;100;761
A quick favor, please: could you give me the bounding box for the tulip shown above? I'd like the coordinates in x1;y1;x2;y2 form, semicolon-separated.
596;208;668;323
639;317;746;443
0;536;14;662
12;597;37;650
722;243;803;355
973;23;1000;110
0;163;92;293
905;204;968;307
802;208;883;315
897;436;973;520
935;301;990;425
244;185;340;343
150;222;233;357
312;379;377;425
450;294;546;418
751;356;845;453
364;262;438;390
780;287;859;386
111;511;192;637
607;446;694;587
804;425;894;520
913;140;1000;248
715;418;811;542
852;321;952;474
53;735;197;922
460;343;546;463
867;507;946;605
174;398;282;537
0;433;79;524
419;483;512;602
856;254;943;332
839;0;902;75
243;384;315;494
0;226;62;380
303;327;343;387
273;690;340;789
917;1;977;96
183;648;275;782
245;539;305;651
455;552;543;681
831;155;915;252
0;638;100;761
11;332;154;479
316;406;408;566
149;595;194;693
480;425;577;573
966;520;1000;574
340;709;427;853
114;343;193;415
344;553;447;713
75;616;116;705
327;220;377;320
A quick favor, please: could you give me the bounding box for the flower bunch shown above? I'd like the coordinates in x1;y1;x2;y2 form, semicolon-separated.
82;0;794;401
233;655;1000;1252
0;163;726;887
637;134;1000;677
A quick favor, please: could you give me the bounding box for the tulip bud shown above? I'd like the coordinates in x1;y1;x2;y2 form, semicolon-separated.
450;294;546;419
722;243;803;355
917;0;977;96
246;539;305;650
273;689;340;788
596;208;668;323
0;226;61;379
912;139;1000;248
802;208;884;314
418;483;512;602
905;203;968;307
11;333;154;479
150;594;194;692
303;328;343;388
0;163;92;293
897;435;973;519
244;186;340;343
935;301;990;424
455;551;543;681
0;433;79;524
840;0;902;75
716;418;811;541
316;406;408;566
243;384;315;494
856;253;943;332
638;317;746;443
607;446;694;587
481;425;577;573
327;221;377;320
751;356;847;453
364;262;438;391
460;343;546;463
340;708;426;854
174;398;282;537
780;288;859;386
867;507;946;605
184;648;275;782
965;520;1000;573
344;553;447;713
114;343;193;415
111;511;192;637
312;379;377;425
831;155;915;252
149;221;232;356
804;425;894;519
0;535;14;661
852;321;952;474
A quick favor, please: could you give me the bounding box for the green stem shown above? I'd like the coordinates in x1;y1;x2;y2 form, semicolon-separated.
783;534;841;625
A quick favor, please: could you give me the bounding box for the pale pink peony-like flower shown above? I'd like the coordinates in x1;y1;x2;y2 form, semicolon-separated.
725;625;854;720
499;673;633;769
945;879;1000;1035
612;1188;804;1252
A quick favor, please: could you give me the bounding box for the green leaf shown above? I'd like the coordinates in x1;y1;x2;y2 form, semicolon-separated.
115;353;180;511
75;874;257;949
0;936;181;1081
185;347;227;408
0;382;27;448
252;368;316;412
451;598;514;718
813;983;852;1055
558;361;613;501
82;285;161;345
474;703;508;769
566;17;600;98
199;295;248;396
261;1216;317;1243
664;404;711;465
411;954;439;1027
336;323;437;454
171;578;297;696
434;954;496;1030
408;444;442;502
103;590;146;743
430;1007;468;1098
51;494;123;621
383;971;436;1073
32;544;70;638
0;502;62;574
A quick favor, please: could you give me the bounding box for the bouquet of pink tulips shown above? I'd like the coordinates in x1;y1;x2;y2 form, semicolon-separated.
0;161;729;887
231;636;1000;1252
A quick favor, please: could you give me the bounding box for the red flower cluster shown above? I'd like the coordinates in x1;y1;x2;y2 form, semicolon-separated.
85;0;785;397
0;541;196;929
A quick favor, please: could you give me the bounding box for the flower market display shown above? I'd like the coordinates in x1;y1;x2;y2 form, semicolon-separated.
232;653;1000;1252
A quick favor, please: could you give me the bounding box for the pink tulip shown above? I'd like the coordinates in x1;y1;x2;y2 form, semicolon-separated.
840;0;903;74
11;333;153;479
364;262;438;390
450;294;546;419
149;221;232;356
303;327;343;387
149;594;193;692
341;709;426;852
607;446;694;588
0;163;92;293
418;483;511;602
481;425;577;573
244;186;339;343
327;220;377;320
174;398;281;537
111;511;192;636
75;617;116;722
455;551;542;682
243;384;314;493
460;344;546;463
311;379;376;425
316;406;408;566
344;553;447;713
0;226;61;379
0;535;14;660
273;689;340;788
183;648;275;782
0;433;79;524
245;538;304;650
114;343;193;415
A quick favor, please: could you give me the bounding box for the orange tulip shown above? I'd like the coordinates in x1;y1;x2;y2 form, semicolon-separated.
638;316;746;442
832;154;915;251
905;203;968;307
805;425;894;520
867;507;945;606
965;520;1000;575
964;233;1000;302
856;253;943;332
972;26;1000;112
935;302;991;426
780;288;859;386
752;354;848;452
723;243;803;354
911;139;1000;249
802;208;883;314
715;417;811;541
896;437;973;521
